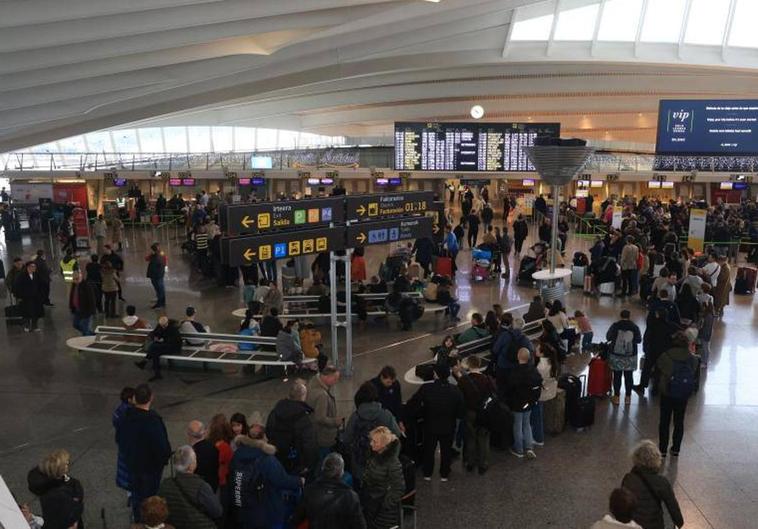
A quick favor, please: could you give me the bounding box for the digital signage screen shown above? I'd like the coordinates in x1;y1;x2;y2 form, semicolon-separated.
169;178;182;186
394;122;560;172
112;178;127;187
251;156;273;169
656;100;758;155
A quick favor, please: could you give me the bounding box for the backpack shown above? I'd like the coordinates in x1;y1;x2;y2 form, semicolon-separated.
317;294;331;314
465;374;508;433
613;329;635;356
230;457;265;516
667;357;696;400
349;413;382;474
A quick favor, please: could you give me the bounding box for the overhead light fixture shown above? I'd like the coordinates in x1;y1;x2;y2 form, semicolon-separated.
470;105;484;119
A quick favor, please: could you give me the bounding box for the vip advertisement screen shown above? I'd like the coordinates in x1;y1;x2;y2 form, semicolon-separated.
656;100;758;155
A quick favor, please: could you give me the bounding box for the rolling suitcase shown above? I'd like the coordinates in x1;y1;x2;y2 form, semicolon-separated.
734;267;757;295
571;265;586;287
435;256;453;277
568;374;595;430
543;388;566;435
587;356;612;397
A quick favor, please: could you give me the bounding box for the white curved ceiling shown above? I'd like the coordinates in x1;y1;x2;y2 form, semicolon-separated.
3;0;758;153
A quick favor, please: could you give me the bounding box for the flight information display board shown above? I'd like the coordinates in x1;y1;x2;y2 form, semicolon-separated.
656;100;758;155
394;122;560;171
346;191;433;223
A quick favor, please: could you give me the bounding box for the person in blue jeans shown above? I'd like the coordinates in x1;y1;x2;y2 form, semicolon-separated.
69;271;96;336
505;348;543;459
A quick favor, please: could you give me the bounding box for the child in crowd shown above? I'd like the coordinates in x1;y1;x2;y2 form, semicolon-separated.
574;310;594;351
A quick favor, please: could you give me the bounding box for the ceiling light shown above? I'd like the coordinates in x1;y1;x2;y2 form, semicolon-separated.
470;105;485;119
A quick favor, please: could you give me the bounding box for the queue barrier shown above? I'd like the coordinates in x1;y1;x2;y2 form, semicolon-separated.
66;326;316;367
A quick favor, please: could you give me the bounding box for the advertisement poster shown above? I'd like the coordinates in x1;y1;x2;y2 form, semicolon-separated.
611;205;623;229
688;208;707;253
10;183;53;204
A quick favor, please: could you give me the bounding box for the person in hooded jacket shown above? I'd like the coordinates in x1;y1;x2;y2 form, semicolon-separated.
292;453;367;529
621;440;683;529
656;332;698;457
228;424;303;529
360;427;405;529
492;312;534;394
265;380;319;477
343;382;401;487
27;449;84;529
634;308;677;396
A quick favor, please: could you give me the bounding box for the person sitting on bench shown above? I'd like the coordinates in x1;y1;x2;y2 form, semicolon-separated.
135;316;182;381
179;306;209;346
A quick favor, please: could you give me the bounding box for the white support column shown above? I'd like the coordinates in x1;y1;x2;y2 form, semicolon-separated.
591;0;607;57
722;0;738;63
344;248;353;376
546;0;561;56
678;0;694;60
329;251;339;367
634;0;649;58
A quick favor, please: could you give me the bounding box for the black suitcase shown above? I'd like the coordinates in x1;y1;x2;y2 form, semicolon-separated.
4;304;23;324
568;374;595;430
399;454;416;498
414;363;435;381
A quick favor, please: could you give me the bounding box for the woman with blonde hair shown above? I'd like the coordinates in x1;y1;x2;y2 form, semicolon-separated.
621;440;683;529
360;426;405;529
27;449;85;529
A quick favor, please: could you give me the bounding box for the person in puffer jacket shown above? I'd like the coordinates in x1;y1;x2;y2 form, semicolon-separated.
27;449;84;529
228;424;302;529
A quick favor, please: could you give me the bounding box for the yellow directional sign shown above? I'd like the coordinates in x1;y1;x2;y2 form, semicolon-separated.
356;232;367;244
222;227;345;266
241;216;254;228
243;248;256;261
356;205;366;216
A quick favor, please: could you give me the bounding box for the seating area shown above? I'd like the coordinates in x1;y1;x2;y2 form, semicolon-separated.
66;326;315;368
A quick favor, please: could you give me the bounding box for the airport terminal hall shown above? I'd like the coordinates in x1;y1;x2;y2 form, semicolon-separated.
5;1;758;529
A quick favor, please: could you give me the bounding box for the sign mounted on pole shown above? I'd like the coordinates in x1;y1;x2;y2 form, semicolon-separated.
219;197;345;236
346;216;433;247
221;227;345;267
688;208;707;253
346;191;434;223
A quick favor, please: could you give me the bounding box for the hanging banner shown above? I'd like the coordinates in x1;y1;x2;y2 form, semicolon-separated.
611;205;623;229
688;208;707;253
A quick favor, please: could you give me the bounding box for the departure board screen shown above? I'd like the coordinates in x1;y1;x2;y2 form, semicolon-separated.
394;122;560;172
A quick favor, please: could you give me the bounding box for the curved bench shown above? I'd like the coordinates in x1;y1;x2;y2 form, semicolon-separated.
67;327;315;368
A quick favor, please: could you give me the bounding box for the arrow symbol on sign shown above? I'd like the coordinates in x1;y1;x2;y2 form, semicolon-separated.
241;215;255;228
432;223;440;234
356;232;367;244
356;205;366;216
243;248;256;261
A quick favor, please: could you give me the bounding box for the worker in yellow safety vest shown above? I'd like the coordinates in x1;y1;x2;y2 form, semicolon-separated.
59;249;79;283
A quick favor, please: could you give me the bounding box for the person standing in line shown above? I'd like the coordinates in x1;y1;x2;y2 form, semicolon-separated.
145;243;167;309
101;244;126;302
306;366;344;463
68;271;96;336
113;387;135;496
117;384;172;522
85;254;103;314
186;420;219;492
266;381;319;477
712;254;732;317
502;192;511;222
158;446;222;529
406;364;465;482
454;355;495;474
26;449;85;529
656;332;698;457
606;310;642;406
513;214;528;256
93;214;108;256
360;426;405;529
590;488;642;529
14;261;45;332
621;440;683;529
620;236;640;297
33;249;53;306
292;453;367;529
532;342;559;448
505;348;543;460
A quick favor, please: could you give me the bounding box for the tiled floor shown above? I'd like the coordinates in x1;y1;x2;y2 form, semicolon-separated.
0;219;756;529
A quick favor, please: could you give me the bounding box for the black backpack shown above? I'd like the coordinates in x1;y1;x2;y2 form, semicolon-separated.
229;457;265;522
349;414;381;474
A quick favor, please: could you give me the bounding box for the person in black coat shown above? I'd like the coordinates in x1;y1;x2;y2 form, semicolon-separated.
634;308;677;395
27;449;84;529
116;384;172;522
135;316;181;381
145;243;166;308
412;237;435;278
406;364;465;480
370;366;403;424
69;271;97;336
33;249;53;306
14;261;45;332
266;381;319;477
467;213;480;248
513;215;528;255
292;453;367;529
